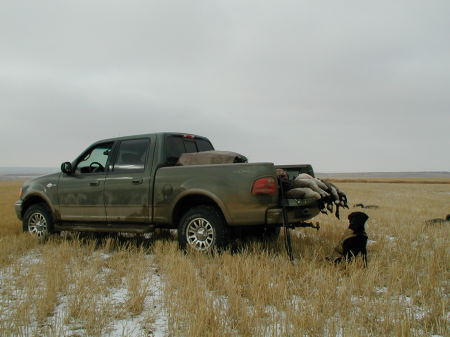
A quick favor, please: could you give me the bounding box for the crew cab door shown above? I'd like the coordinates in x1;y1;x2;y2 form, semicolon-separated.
104;138;152;223
59;142;113;221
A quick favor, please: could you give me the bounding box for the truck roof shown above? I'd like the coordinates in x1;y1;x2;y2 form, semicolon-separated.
92;132;210;145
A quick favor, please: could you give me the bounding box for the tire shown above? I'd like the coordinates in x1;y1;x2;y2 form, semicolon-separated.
178;206;228;253
23;203;53;240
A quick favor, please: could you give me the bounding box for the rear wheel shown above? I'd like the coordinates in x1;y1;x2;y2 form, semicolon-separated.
178;206;228;253
23;203;53;240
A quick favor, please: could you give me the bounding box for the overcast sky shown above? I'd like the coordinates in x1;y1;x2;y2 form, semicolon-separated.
0;0;449;172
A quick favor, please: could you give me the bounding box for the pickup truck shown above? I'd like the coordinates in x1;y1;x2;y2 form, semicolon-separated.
15;132;320;252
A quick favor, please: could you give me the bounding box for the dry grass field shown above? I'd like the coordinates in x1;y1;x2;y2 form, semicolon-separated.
0;180;449;336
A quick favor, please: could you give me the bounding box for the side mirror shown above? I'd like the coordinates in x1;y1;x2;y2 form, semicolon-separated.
61;162;73;175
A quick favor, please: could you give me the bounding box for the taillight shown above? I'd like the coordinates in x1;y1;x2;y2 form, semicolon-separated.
183;134;195;139
252;177;277;195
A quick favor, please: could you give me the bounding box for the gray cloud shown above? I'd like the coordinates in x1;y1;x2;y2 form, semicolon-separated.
1;0;449;171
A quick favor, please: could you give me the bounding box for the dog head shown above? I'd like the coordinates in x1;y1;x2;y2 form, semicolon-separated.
348;211;369;232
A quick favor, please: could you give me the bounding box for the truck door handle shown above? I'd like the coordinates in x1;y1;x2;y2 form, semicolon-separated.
89;181;100;186
132;178;143;185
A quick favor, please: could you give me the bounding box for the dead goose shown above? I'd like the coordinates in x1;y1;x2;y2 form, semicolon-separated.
286;187;321;200
293;179;329;198
288;174;349;219
296;173;314;179
327;181;348;208
314;178;330;191
425;214;450;224
320;180;341;203
353;203;379;209
325;181;349;214
297;173;330;191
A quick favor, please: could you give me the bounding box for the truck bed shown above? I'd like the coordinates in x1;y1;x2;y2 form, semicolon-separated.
153;162;278;226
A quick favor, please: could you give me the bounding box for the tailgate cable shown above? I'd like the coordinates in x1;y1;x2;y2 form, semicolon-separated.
278;177;294;263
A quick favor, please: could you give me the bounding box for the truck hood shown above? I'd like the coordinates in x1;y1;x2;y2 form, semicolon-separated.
25;172;60;184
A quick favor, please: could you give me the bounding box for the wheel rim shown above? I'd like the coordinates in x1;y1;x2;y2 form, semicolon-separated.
28;212;48;238
186;217;214;251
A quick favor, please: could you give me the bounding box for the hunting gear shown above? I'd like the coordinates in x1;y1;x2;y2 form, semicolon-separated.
276;170;349;219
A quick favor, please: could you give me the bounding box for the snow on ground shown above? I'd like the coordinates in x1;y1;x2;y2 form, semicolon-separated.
0;249;169;337
103;260;169;337
0;249;43;335
384;235;397;242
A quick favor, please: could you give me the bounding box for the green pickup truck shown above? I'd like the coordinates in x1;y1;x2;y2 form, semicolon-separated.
15;132;320;251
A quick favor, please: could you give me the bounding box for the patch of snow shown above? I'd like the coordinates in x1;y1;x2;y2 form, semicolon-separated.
98;251;114;260
383;235;397;243
393;295;431;321
96;255;169;337
0;249;44;335
212;294;229;312
398;295;412;305
106;315;147;337
45;296;84;337
147;270;169;337
351;295;360;304
375;286;388;294
17;248;42;265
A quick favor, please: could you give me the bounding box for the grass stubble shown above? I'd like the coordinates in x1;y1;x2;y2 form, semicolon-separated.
0;180;448;336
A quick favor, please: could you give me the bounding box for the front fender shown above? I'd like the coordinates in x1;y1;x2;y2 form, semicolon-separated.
20;172;61;219
22;191;58;219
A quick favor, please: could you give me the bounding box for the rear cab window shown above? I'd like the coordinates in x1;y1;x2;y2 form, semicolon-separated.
165;135;214;165
196;138;213;151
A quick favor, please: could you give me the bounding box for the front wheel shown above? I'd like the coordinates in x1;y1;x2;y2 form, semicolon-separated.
23;203;53;240
178;206;228;253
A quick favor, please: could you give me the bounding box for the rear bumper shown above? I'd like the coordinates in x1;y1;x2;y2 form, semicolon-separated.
15;200;23;220
266;204;320;225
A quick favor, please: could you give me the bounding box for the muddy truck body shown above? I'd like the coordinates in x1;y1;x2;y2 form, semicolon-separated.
15;132;320;251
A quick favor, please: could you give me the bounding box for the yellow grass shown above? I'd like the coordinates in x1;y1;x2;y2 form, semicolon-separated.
0;180;449;336
0;181;23;235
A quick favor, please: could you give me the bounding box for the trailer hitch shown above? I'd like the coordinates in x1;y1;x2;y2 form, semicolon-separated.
295;222;320;231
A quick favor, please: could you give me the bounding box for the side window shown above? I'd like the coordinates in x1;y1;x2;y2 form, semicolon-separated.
113;139;150;173
76;143;113;174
